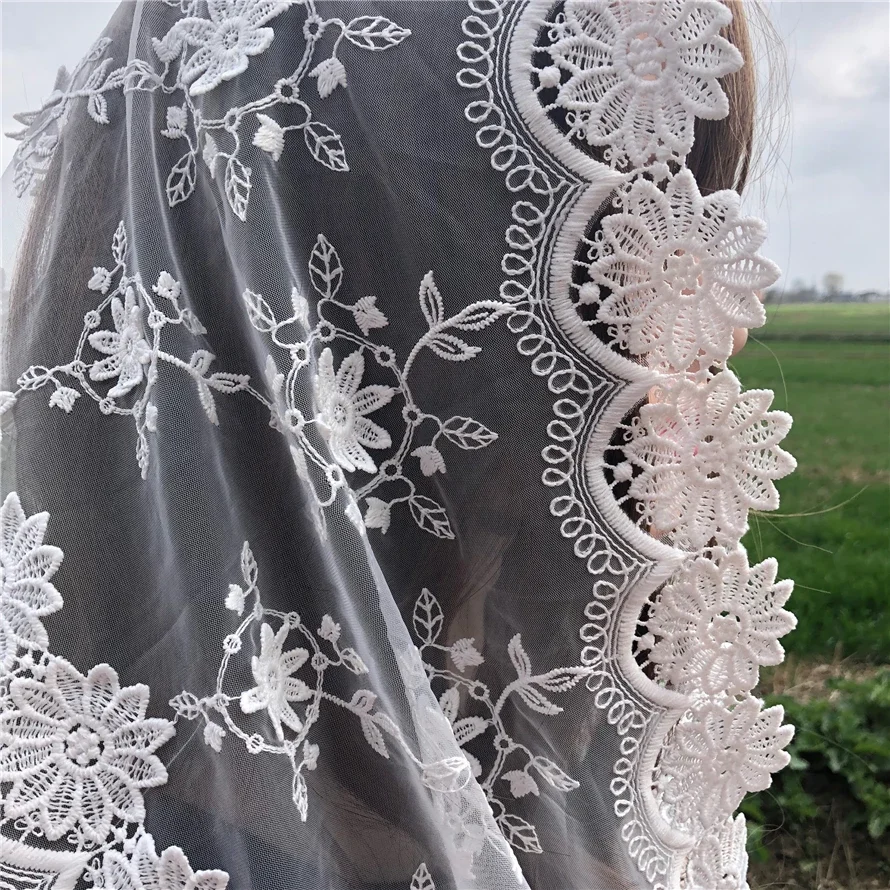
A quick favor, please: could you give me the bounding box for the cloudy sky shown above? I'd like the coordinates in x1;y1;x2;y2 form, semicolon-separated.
2;1;888;292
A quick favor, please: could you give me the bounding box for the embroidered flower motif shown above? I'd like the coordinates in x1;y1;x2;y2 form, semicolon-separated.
546;0;744;166
624;370;795;549
0;658;175;844
645;550;796;697
313;347;395;473
87;286;153;398
239;622;311;740
684;813;750;890
0;492;64;669
102;834;229;890
585;170;779;371
152;0;290;96
658;696;793;830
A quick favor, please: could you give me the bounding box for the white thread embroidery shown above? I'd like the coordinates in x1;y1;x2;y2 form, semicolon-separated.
412;588;590;855
5;222;252;479
581;170;780;372
244;234;510;539
0;492;230;888
541;0;744;169
9;3;410;217
639;548;796;698
458;1;796;886
620;371;796;549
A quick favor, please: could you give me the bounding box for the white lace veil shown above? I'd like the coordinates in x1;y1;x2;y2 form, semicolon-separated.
1;3;796;889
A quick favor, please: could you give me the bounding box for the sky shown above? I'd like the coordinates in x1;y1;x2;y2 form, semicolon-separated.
1;1;888;293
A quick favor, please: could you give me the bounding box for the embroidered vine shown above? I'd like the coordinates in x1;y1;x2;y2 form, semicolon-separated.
0;222;255;478
9;1;411;219
411;588;591;855
244;233;511;540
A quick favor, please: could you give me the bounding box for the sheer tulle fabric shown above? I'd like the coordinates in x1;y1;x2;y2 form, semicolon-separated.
0;3;794;889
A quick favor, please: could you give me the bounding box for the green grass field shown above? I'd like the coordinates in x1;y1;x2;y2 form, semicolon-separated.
758;301;890;341
731;302;890;662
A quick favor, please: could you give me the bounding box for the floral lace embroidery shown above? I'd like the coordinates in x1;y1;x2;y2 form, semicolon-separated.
638;548;796;698
458;1;796;886
579;170;779;373
411;588;591;855
0;492;230;889
242;234;510;539
0;223;252;478
542;0;744;169
616;370;796;549
9;2;410;218
0;229;508;541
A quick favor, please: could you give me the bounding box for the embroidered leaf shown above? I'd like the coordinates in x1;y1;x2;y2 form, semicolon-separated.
503;770;539;798
303;121;348;172
410;863;435;890
225;157;252;220
136;429;150;479
292;771;309;821
442;416;497;450
352;295;388;335
166;151;197;206
310;57;347;98
351;689;377;713
48;386;80;413
291;286;311;326
207;372;251;394
360;716;389;758
86;36;112;62
418;271;444;327
0;391;17;414
240;541;258;588
413;587;444;644
253;114;285;161
188;349;215;376
497;813;543;854
87;91;109;125
438;686;459;723
112;221;127;264
17;365;51;391
409;495;454;538
533;667;590;693
181;308;208;335
225;584;246;615
195;379;218;425
421;756;471;793
411;445;446;477
449;638;484;671
515;684;561;716
169;691;201;720
340;647;369;675
508;634;532;678
531;756;580;791
308;234;343;298
344;16;411;50
452;716;488;746
203;721;225;752
363;497;391;533
426;333;480;363
243;289;276;332
449;301;509;331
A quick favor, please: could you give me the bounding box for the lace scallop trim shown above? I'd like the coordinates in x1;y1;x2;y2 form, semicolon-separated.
457;2;796;887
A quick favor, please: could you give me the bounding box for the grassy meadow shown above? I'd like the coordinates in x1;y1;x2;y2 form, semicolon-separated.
730;302;890;889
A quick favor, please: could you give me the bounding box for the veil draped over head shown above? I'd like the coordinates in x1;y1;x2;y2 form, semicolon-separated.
1;2;797;889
